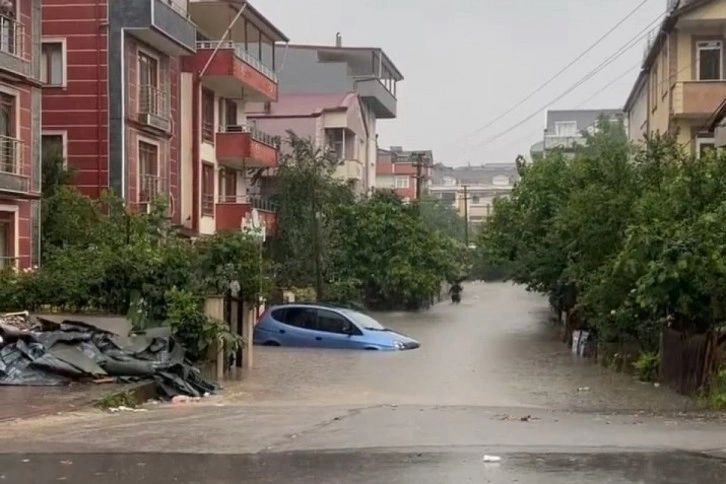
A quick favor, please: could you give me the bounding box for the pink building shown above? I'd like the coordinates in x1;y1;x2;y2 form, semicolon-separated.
376;147;433;201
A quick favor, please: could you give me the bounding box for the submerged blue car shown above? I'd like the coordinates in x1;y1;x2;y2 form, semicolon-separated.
254;303;420;351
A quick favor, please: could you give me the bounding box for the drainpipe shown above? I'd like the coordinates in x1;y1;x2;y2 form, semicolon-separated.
96;0;104;195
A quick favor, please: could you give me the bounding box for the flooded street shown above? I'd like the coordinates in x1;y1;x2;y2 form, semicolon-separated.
226;282;693;413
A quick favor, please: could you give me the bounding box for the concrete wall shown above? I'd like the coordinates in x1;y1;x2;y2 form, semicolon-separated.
277;48;353;95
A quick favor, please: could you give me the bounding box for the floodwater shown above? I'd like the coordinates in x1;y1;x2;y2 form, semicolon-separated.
223;282;694;413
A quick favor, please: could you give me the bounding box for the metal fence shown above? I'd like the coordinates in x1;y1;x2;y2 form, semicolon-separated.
139;84;170;119
0;135;21;174
0;14;23;58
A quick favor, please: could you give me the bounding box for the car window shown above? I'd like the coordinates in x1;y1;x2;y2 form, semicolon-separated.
270;308;287;322
315;309;361;335
279;307;316;329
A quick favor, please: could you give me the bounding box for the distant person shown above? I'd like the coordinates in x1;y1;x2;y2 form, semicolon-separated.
449;281;463;304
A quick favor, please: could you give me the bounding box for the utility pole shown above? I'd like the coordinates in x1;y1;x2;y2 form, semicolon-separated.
463;185;469;247
414;152;423;201
311;173;324;301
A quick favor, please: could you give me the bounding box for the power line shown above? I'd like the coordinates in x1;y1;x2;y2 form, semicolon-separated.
444;0;656;148
467;11;665;153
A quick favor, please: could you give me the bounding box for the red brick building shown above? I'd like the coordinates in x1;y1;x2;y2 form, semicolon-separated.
375;146;433;201
41;0;197;225
0;0;42;270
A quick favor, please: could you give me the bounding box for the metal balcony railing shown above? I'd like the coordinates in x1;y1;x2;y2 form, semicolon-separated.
139;174;163;203
0;14;23;58
202;193;215;217
0;135;22;175
218;193;276;211
139;84;170;119
196;41;277;82
221;124;280;148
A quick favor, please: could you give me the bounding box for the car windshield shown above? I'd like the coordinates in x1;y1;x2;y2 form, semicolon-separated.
340;309;387;331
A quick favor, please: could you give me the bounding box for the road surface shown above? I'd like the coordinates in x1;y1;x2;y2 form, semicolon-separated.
1;283;724;483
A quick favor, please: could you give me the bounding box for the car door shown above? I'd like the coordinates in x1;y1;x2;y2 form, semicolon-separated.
273;306;318;347
310;309;368;349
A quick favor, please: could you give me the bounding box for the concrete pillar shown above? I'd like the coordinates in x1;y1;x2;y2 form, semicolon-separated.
242;302;255;368
204;295;226;380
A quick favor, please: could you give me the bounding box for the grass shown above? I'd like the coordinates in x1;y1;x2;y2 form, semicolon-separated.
96;389;138;410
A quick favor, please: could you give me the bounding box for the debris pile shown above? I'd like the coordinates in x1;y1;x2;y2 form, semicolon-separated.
0;313;218;399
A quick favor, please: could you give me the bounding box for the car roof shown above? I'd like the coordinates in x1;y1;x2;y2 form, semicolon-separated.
271;301;359;311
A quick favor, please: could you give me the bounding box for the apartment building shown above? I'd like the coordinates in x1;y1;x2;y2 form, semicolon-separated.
42;0;197;225
429;164;518;226
375;146;433;201
247;92;367;194
274;38;403;194
530;109;625;159
0;0;41;270
624;0;726;156
41;0;285;238
179;1;286;236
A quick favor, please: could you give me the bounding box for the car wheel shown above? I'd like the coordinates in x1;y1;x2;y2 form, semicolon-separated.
263;341;281;346
364;347;379;351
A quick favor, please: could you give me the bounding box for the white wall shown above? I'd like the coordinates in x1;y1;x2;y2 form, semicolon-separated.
627;82;648;143
180;73;193;229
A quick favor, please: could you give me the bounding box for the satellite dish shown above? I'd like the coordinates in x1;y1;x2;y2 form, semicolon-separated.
251;209;261;229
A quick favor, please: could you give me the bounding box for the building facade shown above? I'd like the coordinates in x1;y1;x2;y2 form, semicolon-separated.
275;40;403;194
624;0;726;156
41;0;285;238
247;92;367;194
530;109;625;159
179;1;286;237
42;0;197;224
0;0;41;269
375;146;433;201
429;163;518;226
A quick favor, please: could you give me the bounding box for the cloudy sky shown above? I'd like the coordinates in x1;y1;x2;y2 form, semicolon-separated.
255;0;666;165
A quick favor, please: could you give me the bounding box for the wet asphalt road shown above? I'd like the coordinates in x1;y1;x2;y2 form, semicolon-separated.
1;283;725;483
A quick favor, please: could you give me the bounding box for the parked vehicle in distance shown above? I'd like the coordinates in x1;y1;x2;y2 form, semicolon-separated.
254;303;421;351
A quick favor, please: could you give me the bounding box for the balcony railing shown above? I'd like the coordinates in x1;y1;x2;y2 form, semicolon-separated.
196;41;277;82
139;84;170;119
202;193;215;217
139;174;163;204
0;135;22;175
0;256;17;271
220;124;280;147
0;14;23;58
218;194;276;212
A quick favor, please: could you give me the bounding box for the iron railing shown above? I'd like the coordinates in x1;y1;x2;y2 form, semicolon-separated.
139;84;170;119
218;193;276;211
0;135;22;175
221;124;280;148
0;14;23;58
202;193;215;217
196;40;277;82
139;174;163;203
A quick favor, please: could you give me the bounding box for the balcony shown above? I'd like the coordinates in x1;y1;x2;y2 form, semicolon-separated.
0;136;29;196
183;41;278;101
215;195;277;235
113;0;197;55
336;159;363;182
355;78;397;119
138;174;165;210
672;81;726;118
138;85;171;132
216;125;279;169
0;14;30;79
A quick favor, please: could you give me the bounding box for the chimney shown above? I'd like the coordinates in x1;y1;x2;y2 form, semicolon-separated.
335;32;342;47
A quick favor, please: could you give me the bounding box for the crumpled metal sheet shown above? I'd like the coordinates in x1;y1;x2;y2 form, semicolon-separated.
0;315;218;398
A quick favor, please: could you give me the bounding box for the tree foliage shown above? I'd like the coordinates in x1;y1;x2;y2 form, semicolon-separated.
477;119;726;351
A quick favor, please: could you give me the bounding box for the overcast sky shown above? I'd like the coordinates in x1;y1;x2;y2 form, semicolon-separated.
256;0;666;166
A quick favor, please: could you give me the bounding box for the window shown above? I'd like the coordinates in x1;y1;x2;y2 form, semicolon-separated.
41;133;65;161
661;43;668;96
0;92;16;174
274;307;316;329
555;121;577;137
0;211;14;269
138;51;163;119
696;138;716;158
697;41;722;81
201;162;215;216
651;64;658;111
325;128;344;159
394;176;409;189
315;309;358;335
0;2;18;56
471;195;481;205
138;141;159;203
225;99;237;128
41;42;64;86
221;169;238;203
202;88;215;143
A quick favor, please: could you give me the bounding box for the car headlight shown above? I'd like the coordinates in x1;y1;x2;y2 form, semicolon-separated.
393;340;405;350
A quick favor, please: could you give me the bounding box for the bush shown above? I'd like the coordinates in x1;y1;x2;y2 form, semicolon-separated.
633;351;659;382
